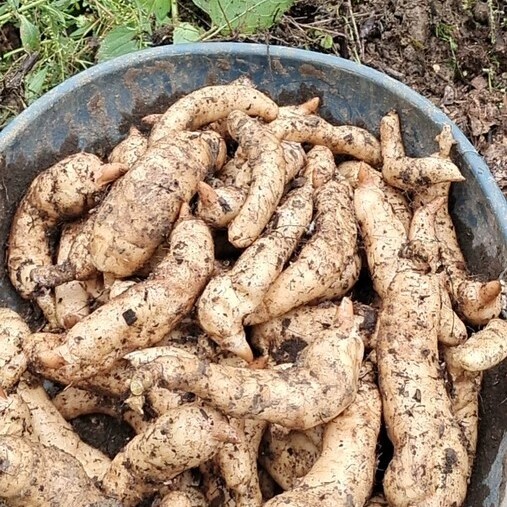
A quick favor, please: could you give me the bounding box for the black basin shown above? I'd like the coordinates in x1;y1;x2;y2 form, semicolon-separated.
0;42;506;505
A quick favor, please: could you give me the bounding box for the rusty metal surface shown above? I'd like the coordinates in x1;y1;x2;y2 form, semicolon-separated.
0;43;506;505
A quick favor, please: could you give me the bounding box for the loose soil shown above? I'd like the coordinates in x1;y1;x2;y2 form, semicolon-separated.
264;0;506;194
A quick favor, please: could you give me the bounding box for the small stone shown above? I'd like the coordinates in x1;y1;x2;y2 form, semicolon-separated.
472;2;490;25
471;75;488;90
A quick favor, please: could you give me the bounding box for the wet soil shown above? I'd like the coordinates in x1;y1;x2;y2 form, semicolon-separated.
264;0;506;194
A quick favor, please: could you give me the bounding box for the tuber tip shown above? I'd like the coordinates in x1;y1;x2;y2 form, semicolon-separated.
356;163;377;187
335;297;355;332
480;280;502;303
141;113;162;127
36;348;67;369
96;162;129;186
231;75;255;88
435;124;455;159
177;202;192;221
222;333;254;363
380;110;400;129
196;181;219;206
425;196;447;215
128;125;141;136
211;423;241;444
30;263;74;289
301;97;321;114
125;394;145;414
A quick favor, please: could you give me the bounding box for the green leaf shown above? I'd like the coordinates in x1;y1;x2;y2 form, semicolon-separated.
0;4;11;17
173;22;202;44
19;15;40;52
53;0;80;8
319;33;334;50
42;5;68;25
96;27;139;62
7;0;20;10
137;0;172;23
26;66;49;102
192;0;294;35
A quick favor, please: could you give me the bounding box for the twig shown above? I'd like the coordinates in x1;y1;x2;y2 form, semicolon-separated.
487;0;496;45
346;0;363;62
284;17;346;38
171;0;179;25
217;0;234;35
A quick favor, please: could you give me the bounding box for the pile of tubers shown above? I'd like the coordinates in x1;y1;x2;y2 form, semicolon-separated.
1;76;506;507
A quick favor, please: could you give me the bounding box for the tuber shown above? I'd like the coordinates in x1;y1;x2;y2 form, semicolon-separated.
380;111;465;190
264;369;381;507
444;318;507;372
54;221;97;329
89;131;225;276
0;308;30;392
248;152;357;324
16;379;111;482
259;427;321;490
129;299;363;430
226;110;287;248
197;179;313;361
108;125;147;168
29;212;214;382
268;114;382;167
0;435;121;507
8;153;126;323
251;301;377;363
150;84;278;143
101;404;238;506
378;271;469;506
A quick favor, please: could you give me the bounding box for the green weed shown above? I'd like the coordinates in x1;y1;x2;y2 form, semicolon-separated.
0;0;295;129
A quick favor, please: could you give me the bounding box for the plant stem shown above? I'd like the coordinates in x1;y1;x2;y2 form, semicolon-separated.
0;0;48;24
171;0;179;25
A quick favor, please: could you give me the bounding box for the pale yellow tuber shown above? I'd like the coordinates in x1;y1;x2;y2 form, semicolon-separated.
198;179;313;361
129;300;363;430
227;110;287;248
0;308;30;391
0;435;121;507
150;84;278;143
9;153;126;323
248;154;357;324
108;126;147;168
101;404;238;506
264;372;381;507
444;318;507;372
89;131;225;276
29;212;214;382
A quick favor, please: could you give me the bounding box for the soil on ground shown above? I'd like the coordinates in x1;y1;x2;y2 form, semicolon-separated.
258;0;506;194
